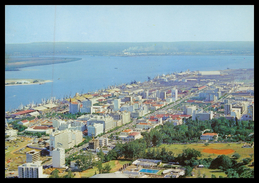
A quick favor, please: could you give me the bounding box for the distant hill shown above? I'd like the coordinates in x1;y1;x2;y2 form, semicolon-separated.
5;41;254;56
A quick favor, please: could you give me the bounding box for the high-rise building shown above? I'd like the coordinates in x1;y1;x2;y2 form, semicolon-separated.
52;148;65;168
224;103;232;115
69;101;80;114
247;104;254;121
81;100;93;114
18;161;44;178
87;115;114;133
26;150;40;163
50;129;83;150
87;123;104;137
114;99;121;111
171;88;178;101
142;90;149;99
160;91;167;100
184;106;197;115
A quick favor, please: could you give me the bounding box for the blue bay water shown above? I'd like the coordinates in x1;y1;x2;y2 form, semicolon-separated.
5;55;254;112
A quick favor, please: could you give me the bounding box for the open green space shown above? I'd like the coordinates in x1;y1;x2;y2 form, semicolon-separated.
79;160;131;178
157;143;254;160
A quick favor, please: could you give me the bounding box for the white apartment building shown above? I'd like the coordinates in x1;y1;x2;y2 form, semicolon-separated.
52;148;65;168
18;161;46;178
87;115;114;133
114;99;121;111
192;110;213;121
69;101;80;114
81;99;93;114
99;137;109;147
184;106;197;115
71;130;83;145
50;129;83;150
171;88;178;101
88;123;104;137
26;150;40;163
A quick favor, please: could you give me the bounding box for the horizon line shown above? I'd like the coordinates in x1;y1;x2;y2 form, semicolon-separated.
5;41;255;44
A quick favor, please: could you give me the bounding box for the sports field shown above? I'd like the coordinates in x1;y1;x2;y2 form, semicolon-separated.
158;143;254;160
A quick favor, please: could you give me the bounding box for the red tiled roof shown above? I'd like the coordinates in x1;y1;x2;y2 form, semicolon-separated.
13;110;35;116
122;129;133;133
198;86;207;90
33;126;49;130
187;100;195;103
138;122;150;125
21;120;29;123
128;132;140;136
202;133;218;136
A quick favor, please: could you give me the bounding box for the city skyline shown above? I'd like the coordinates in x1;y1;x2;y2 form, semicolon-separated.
5;5;254;43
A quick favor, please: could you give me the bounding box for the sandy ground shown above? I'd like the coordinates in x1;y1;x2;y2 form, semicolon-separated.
5;79;52;86
202;148;235;155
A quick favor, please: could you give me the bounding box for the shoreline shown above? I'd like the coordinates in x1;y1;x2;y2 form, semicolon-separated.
5;79;53;86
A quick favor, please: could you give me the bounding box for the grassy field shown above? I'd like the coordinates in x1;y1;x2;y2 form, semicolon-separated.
79;160;131;178
188;168;227;178
5;137;43;170
157;143;254;160
156;143;254;178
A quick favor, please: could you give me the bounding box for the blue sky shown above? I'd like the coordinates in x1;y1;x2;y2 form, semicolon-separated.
5;5;254;43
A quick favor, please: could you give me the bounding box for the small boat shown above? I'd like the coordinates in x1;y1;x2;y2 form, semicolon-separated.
115;68;118;69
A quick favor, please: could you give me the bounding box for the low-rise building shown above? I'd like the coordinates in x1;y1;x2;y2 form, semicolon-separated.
18;120;30;126
25;126;53;135
136;122;154;130
5;129;18;137
127;132;142;141
200;133;218;141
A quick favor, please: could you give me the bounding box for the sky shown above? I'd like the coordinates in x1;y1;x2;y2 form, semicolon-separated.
5;5;254;43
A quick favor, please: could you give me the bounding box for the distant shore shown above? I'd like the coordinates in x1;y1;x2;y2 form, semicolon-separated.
5;57;82;71
5;79;52;86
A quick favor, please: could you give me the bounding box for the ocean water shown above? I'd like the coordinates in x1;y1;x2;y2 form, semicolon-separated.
5;55;254;112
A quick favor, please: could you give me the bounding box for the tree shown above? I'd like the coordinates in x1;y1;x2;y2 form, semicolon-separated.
97;161;103;174
210;155;232;171
184;166;193;177
103;163;112;173
211;174;216;178
49;169;59;178
242;158;252;165
63;169;74;178
97;149;105;162
231;153;241;160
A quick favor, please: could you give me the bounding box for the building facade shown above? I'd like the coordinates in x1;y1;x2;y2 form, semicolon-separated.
18;161;44;178
224;103;232;115
52;148;65;168
26;150;40;163
87;123;104;137
49;129;83;150
87;115;114;133
171;88;178;101
114;99;121;111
